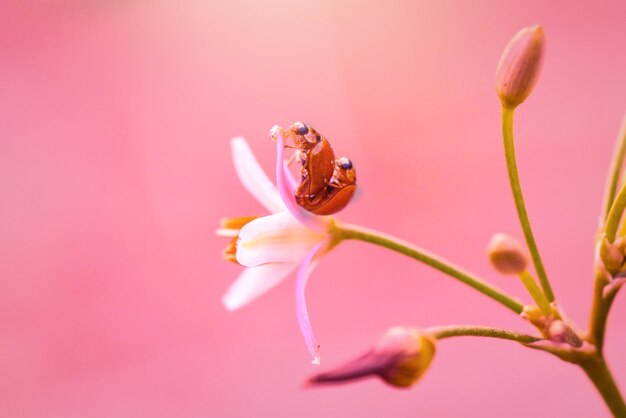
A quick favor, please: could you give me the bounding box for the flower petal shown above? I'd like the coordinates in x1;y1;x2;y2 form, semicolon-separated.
271;126;326;231
307;350;389;386
231;137;286;213
295;242;325;365
222;262;297;311
236;212;325;267
282;160;298;195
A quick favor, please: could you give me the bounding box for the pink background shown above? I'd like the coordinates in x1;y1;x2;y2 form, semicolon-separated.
1;1;625;417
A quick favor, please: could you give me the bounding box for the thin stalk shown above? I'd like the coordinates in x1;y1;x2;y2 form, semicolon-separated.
518;270;552;316
587;267;617;353
426;325;540;344
604;182;626;243
619;207;626;236
600;115;626;224
331;222;524;314
502;107;555;301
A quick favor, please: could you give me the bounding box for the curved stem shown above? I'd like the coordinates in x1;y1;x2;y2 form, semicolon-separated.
331;222;524;314
600;115;626;225
426;325;540;344
502;107;555;302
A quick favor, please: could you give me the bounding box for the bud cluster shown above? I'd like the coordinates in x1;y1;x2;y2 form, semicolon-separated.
597;237;626;297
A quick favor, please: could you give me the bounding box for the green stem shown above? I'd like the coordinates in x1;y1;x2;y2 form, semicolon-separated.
587;267;617;353
502;107;555;302
582;118;626;417
618;207;626;236
580;357;626;417
604;182;626;243
518;270;552;316
331;222;524;314
600;115;626;225
426;325;540;344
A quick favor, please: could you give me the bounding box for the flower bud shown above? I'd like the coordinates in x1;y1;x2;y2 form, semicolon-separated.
487;233;529;275
496;24;545;109
307;326;436;388
598;236;625;276
546;320;583;348
521;304;546;328
603;277;626;298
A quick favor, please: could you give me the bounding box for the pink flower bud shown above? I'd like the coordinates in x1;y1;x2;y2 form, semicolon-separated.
598;236;625;276
487;233;529;275
496;25;546;109
306;326;436;388
546;320;583;348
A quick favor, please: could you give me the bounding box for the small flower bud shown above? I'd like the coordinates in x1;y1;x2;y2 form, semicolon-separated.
307;326;436;388
496;24;545;109
487;233;529;275
521;304;548;329
546;320;583;348
599;237;625;276
614;237;626;254
603;277;626;298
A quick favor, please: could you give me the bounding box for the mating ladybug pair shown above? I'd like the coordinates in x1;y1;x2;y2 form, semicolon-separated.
280;121;357;215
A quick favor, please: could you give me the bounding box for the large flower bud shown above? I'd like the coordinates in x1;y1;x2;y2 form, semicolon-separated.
496;25;546;109
307;326;436;388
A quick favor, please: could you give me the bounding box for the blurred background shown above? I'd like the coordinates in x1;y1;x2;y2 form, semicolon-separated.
1;0;625;417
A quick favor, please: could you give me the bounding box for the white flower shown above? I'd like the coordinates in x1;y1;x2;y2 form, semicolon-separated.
219;130;335;365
